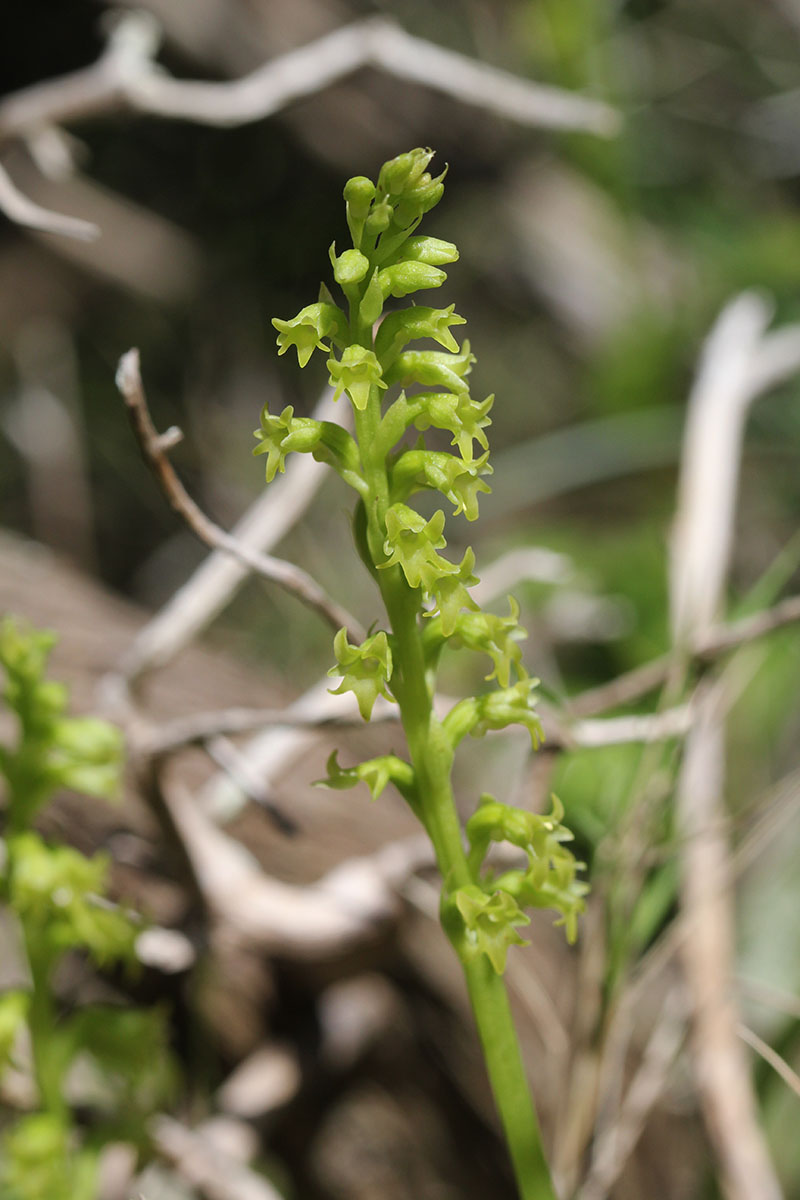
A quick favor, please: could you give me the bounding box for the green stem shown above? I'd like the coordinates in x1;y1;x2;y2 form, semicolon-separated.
353;382;558;1200
464;956;558;1200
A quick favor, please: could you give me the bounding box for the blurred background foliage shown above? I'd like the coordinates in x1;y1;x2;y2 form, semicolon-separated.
2;0;800;1196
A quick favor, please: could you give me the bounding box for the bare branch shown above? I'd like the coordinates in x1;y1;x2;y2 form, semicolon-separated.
137;703;398;759
203;735;299;836
0;14;618;241
114;348;365;645
0;157;98;241
105;384;340;695
577;988;687;1200
671;293;786;1200
738;1023;800;1102
570;591;800;718
0;17;619;145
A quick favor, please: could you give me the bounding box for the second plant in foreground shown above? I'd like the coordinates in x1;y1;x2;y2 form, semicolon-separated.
259;148;587;1199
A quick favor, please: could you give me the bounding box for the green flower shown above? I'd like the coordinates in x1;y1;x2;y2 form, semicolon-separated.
384;342;475;393
375;305;466;366
443;678;544;749
327;345;387;411
317;749;415;802
378;505;459;592
452;598;526;687
412;391;494;464
253;404;323;482
428;547;480;636
466;795;588;944
327;629;394;720
272;302;347;367
6;833;136;966
392;446;492;521
451;885;530;974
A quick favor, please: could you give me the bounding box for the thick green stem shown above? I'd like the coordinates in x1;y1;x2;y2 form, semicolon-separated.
353;382;558;1200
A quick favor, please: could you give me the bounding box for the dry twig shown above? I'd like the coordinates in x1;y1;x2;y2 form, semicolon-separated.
671;293;785;1200
737;1023;800;1102
114;348;364;646
0;14;619;241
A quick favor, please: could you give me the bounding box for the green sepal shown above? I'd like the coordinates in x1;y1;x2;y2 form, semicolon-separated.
378;504;460;592
466;794;588;944
359;269;386;327
272;301;347;367
447;597;526;687
327;628;394;720
383;342;475;393
391;445;492;521
374;305;466;367
316;749;416;803
327;345;387;412
443;678;544;749
445;884;530;974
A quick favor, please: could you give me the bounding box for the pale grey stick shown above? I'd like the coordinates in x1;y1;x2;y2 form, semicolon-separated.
114;349;364;646
0;14;619;241
671;294;785;1200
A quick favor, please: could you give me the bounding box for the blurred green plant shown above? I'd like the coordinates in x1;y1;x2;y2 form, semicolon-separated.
0;618;174;1200
262;148;587;1200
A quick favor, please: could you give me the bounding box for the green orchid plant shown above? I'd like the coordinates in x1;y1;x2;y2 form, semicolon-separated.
0;619;173;1200
260;148;587;1199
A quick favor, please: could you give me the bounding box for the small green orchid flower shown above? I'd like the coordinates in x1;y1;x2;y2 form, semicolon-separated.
443;678;544;749
375;305;466;366
327;628;394;720
451;885;530;974
317;749;415;802
253;404;323;482
411;391;494;463
392;446;492;521
465;795;587;945
7;833;136;967
428;547;480;636
384;342;475;392
272;301;347;367
452;598;527;687
327;345;387;411
378;505;460;591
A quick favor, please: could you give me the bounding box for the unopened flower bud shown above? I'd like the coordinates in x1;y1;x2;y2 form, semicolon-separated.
332;247;370;287
343;175;375;219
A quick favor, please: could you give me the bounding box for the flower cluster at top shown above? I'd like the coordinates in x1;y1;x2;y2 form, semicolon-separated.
260;149;586;967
